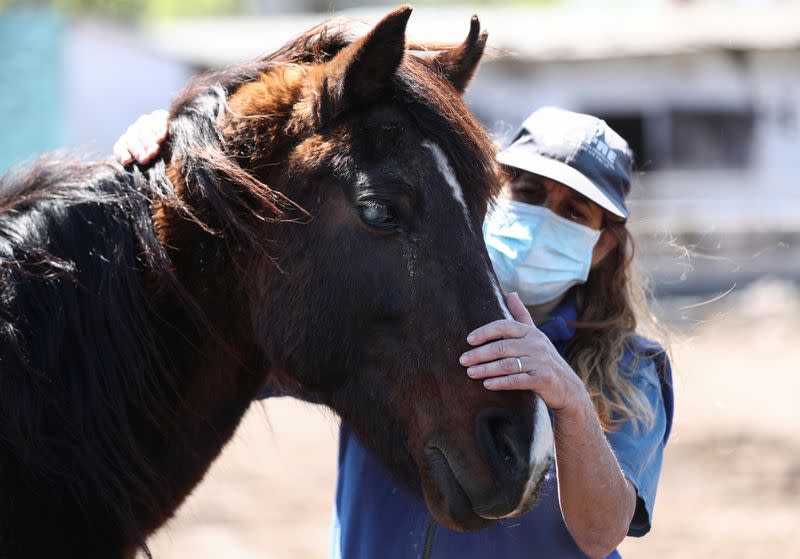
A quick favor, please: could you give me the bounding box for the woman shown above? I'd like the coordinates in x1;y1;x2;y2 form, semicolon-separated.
114;106;673;559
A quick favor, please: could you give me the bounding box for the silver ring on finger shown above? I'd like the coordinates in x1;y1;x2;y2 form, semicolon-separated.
515;357;523;374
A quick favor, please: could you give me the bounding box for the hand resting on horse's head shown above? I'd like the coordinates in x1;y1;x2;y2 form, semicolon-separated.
113;109;169;165
462;291;588;413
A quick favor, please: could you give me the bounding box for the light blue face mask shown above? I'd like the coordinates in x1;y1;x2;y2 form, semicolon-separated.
483;200;602;306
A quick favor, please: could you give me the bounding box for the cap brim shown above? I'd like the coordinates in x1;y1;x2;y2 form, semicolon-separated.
496;148;629;219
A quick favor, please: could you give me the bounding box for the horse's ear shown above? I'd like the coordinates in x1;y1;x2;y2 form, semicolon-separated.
319;5;412;123
430;16;487;94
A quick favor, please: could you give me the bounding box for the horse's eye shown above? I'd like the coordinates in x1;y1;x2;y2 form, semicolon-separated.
358;201;397;229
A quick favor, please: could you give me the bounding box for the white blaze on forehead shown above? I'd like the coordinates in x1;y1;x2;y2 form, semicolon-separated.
423;139;511;322
421;140;471;225
491;277;513;320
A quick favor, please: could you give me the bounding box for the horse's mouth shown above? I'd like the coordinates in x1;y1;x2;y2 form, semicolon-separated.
473;457;551;520
423;445;491;531
422;435;550;529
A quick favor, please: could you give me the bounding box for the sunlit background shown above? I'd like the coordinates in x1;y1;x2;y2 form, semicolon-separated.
2;0;799;557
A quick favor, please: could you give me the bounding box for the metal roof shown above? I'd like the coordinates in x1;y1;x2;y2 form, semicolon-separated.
143;2;800;68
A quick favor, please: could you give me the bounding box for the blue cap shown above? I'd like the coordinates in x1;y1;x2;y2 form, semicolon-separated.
496;107;633;219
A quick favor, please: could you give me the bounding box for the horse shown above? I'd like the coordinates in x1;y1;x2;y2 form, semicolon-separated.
0;6;553;557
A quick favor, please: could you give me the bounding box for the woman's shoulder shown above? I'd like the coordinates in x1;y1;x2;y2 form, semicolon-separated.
619;335;669;385
621;334;675;443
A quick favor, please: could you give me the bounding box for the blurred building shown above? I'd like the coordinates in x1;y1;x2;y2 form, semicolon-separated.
451;3;800;295
144;1;800;294
2;2;798;294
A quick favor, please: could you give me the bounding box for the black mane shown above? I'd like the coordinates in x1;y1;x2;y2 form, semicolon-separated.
0;158;184;552
0;25;358;555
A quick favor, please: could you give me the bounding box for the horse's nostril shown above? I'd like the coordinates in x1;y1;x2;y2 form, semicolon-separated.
487;417;526;478
500;436;516;468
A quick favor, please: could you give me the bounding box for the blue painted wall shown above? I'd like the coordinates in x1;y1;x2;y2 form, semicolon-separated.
0;10;64;173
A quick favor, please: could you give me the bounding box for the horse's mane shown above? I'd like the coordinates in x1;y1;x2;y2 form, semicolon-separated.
0;17;500;551
0;157;187;548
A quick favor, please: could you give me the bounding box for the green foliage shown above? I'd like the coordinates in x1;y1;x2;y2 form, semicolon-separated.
415;0;564;4
0;0;569;20
1;0;248;20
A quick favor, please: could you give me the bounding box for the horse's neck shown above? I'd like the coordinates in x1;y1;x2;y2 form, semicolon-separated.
132;347;267;539
134;244;268;536
145;159;274;438
150;216;266;415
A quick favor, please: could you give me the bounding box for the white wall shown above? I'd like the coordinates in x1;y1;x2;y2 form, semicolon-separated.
749;50;800;171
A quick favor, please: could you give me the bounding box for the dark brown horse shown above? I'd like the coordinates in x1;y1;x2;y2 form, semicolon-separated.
0;7;553;557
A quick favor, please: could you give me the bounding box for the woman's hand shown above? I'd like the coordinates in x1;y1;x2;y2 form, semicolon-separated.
463;292;636;557
460;292;587;413
113;109;170;165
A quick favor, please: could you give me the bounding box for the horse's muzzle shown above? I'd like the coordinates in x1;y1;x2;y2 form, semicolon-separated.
422;396;554;528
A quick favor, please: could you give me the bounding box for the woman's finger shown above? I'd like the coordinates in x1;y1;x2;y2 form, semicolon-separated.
460;337;538;366
139;114;167;148
112;110;171;166
506;292;535;327
467;319;528;345
136;142;161;164
149;109;170;142
127;133;148;164
113;139;134;165
483;370;542;391
466;355;535;379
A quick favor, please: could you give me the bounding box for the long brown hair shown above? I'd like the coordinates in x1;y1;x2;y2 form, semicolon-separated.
566;220;669;431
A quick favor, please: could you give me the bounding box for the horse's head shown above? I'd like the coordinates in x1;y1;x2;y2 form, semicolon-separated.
216;6;554;531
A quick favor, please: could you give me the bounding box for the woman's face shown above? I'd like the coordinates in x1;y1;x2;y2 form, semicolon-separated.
505;171;618;269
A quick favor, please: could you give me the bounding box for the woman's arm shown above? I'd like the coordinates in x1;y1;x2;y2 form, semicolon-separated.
551;392;637;558
113;109;170;165
459;292;636;559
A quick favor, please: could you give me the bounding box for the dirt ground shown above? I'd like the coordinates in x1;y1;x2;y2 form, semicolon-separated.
145;279;800;559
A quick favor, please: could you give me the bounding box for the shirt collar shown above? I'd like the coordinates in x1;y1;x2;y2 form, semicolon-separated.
536;293;577;347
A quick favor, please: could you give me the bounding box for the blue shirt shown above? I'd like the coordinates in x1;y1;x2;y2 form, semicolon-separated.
329;299;674;559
